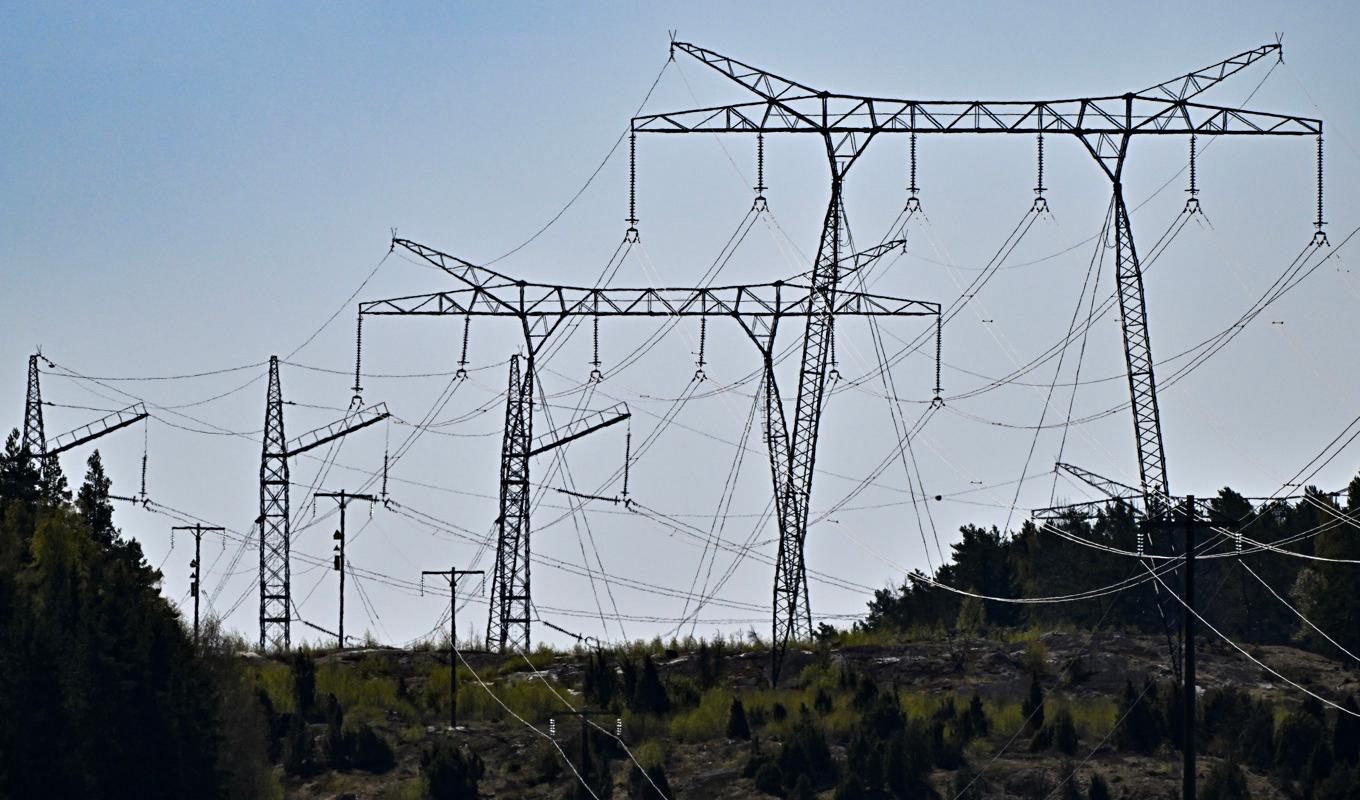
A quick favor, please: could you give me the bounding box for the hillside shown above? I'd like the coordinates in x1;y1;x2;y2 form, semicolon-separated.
258;631;1360;799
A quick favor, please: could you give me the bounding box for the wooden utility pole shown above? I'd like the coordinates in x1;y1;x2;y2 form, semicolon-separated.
172;524;224;642
1182;495;1197;800
317;490;378;649
422;566;484;729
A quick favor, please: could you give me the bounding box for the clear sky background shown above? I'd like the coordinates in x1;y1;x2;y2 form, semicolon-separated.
4;1;1359;649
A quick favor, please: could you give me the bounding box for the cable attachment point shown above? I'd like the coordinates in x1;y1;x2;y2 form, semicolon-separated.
906;131;922;213
625;131;640;242
1031;132;1049;214
456;314;471;380
753;133;768;211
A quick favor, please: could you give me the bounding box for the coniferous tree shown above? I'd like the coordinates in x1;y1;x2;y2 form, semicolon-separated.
727;697;751;740
1023;673;1046;732
1087;772;1111;800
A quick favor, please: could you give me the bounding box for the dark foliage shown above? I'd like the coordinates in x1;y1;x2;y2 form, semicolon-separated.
861;481;1360;664
422;738;485;799
1200;759;1250;800
727;697;752;740
0;439;269;798
628;762;674;799
630;655;670;715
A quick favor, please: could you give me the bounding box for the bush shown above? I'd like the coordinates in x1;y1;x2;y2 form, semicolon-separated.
628;763;674;799
728;697;752;740
349;723;396;774
1087;771;1111;800
1200;759;1250;800
421;738;484;799
1022;674;1046;732
754;761;784;796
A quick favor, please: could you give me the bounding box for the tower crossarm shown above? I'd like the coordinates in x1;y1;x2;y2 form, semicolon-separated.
670;41;822;102
633;95;1319;138
1141;42;1281;102
285;403;390;458
46;403;149;456
527;403;630;457
1055;461;1141;502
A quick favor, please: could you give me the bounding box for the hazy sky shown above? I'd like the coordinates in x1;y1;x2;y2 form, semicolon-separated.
4;1;1359;650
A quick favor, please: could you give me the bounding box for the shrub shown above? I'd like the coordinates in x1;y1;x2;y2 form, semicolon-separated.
631;655;670;715
1200;759;1250;800
421;739;484;800
753;762;784;796
1087;772;1111;800
350;723;396;774
728;697;752;740
1022;674;1045;732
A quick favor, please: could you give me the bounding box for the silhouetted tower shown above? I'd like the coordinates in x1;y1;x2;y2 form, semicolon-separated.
259;355;291;651
488;354;534;652
22;354;45;459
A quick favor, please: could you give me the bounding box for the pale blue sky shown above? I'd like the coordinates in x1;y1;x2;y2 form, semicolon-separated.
4;1;1359;648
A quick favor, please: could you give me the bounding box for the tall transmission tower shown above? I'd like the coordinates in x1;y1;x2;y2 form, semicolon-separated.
20;353;149;473
630;41;1323;665
360;237;938;674
256;355;389;652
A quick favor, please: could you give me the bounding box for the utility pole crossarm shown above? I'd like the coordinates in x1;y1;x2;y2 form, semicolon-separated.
1056;462;1141;502
285;403;390;458
527;404;630;457
46;403;149;456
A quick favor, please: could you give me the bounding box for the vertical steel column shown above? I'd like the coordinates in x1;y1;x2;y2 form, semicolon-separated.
487;354;534;652
259;356;291;651
22;354;46;460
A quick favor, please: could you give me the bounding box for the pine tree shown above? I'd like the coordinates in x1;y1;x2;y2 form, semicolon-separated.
1087;772;1111;800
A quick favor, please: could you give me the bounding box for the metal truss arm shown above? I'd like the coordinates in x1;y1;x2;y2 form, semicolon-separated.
1140;43;1280;101
285;403;390;458
1055;462;1141;502
47;403;149;456
527;403;630;457
671;41;821;101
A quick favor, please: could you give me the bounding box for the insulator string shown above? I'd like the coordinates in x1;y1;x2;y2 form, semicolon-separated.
1314;134;1328;245
626;132;639;241
352;314;364;402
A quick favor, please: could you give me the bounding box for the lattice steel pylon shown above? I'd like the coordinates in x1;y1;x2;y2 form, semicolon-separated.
20;353;148;478
488;354;534;652
22;354;45;459
633;40;1323;679
361;238;937;662
259;355;291;651
256;355;389;651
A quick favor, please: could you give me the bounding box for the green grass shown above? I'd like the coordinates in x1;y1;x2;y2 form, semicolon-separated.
255;661;295;714
669;688;734;742
316;663;416;722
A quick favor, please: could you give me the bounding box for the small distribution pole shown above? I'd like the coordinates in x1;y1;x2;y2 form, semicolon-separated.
422;566;484;729
317;490;378;649
172;524;224;642
560;707;617;787
1182;495;1197;800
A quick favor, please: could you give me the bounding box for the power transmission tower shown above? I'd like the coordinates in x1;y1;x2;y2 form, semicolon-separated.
257;355;389;652
316;490;378;649
361;238;938;677
172;524;224;642
632;41;1322;679
21;353;149;477
489;361;630;654
421;566;484;730
22;354;45;459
